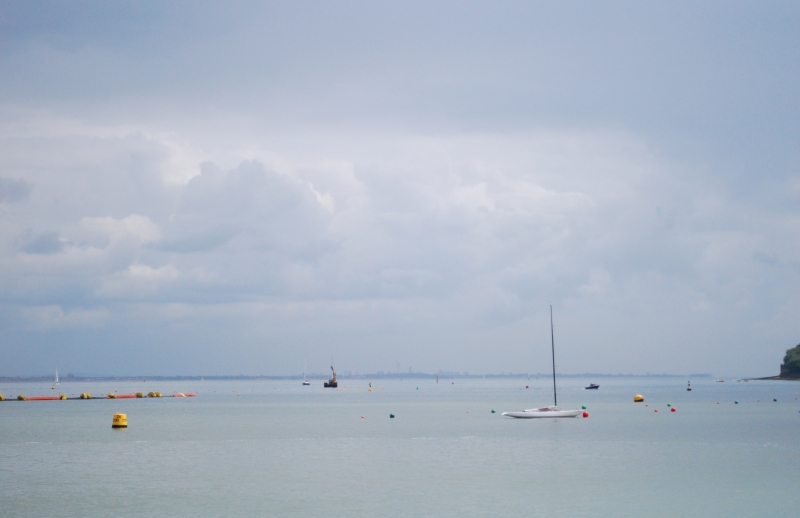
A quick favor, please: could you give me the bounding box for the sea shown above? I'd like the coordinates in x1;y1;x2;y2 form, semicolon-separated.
1;376;798;517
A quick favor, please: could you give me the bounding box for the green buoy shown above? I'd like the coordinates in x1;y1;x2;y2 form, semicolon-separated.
491;409;496;413
390;414;395;418
581;405;586;409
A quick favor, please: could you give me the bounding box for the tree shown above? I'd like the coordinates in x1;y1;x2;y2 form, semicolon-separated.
781;343;800;376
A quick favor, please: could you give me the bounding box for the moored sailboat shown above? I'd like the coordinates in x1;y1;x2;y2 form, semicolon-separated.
503;306;582;418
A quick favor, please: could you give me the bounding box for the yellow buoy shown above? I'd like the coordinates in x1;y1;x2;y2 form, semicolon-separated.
0;394;4;401
17;394;26;401
107;393;116;399
80;392;92;399
135;392;144;398
112;413;127;428
634;394;644;402
60;394;67;400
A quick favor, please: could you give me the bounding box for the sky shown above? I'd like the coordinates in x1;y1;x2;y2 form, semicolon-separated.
0;1;798;377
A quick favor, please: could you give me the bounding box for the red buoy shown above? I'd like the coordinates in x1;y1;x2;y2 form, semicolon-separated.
671;407;676;412
582;411;589;418
526;385;529;389
655;409;658;412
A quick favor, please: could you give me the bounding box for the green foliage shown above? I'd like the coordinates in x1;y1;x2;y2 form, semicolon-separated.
782;343;800;374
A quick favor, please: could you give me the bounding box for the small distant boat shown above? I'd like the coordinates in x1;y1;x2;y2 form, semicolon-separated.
52;369;59;390
302;361;310;385
503;306;581;419
324;366;338;388
585;383;599;390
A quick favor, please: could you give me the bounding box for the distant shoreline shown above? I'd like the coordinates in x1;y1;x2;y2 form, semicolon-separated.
0;372;716;383
745;375;800;381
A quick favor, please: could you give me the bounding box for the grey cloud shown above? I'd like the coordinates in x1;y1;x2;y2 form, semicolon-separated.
0;176;32;203
18;231;64;255
150;227;238;254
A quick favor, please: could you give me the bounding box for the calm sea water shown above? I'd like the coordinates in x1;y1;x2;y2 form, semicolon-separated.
1;377;798;517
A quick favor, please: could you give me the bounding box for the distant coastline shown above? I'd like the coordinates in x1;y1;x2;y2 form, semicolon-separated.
0;372;715;383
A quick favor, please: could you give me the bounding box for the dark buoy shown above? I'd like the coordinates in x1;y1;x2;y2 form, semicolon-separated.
390;414;395;418
774;399;777;402
525;385;529;389
735;401;739;404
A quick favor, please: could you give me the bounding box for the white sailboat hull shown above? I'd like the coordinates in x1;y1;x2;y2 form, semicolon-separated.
502;407;582;418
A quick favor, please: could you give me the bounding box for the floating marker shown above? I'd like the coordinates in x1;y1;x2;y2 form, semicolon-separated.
361;415;364;419
634;394;644;402
671;407;676;412
491;409;496;413
582;411;589;418
112;413;127;429
581;405;586;409
526;386;529;389
667;404;671;407
774;399;777;402
390;414;395;418
655;409;659;412
735;401;739;404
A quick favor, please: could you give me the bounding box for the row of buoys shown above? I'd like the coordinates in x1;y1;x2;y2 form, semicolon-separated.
0;391;178;400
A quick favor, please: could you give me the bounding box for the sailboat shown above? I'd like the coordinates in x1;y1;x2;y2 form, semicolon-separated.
52;369;59;390
503;306;582;418
302;361;310;386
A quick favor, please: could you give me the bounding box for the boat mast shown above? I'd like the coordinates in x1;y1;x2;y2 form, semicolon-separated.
550;305;557;407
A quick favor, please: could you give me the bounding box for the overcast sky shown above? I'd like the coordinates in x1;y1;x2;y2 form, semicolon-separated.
1;1;798;377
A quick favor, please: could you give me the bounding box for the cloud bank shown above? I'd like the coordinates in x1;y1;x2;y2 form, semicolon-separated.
0;2;798;376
